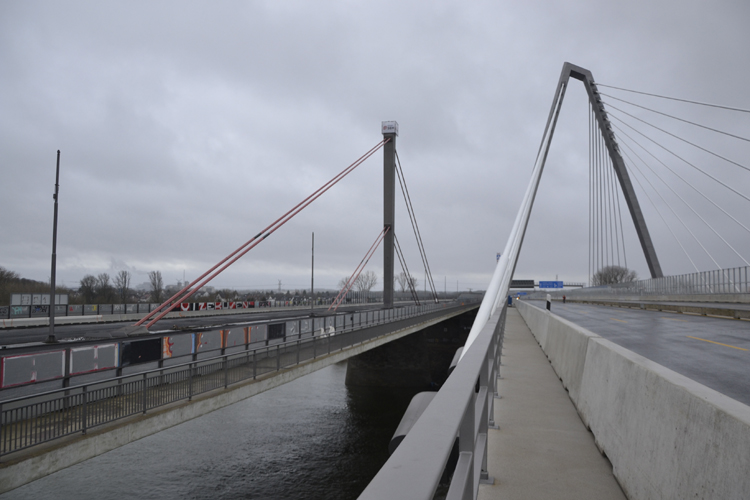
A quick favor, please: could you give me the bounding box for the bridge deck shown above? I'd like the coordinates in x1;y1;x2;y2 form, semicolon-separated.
479;308;626;499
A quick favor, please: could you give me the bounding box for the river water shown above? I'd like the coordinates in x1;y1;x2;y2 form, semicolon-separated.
1;362;422;500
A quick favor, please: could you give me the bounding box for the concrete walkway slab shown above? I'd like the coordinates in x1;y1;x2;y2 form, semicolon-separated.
479;308;626;500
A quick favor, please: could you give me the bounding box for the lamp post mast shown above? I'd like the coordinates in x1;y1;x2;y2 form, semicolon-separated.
46;150;61;344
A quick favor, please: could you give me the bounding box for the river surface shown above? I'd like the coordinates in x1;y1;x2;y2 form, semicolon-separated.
1;362;422;500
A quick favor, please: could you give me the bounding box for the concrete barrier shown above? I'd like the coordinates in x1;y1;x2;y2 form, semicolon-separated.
538;311;596;406
516;300;550;347
516;299;750;500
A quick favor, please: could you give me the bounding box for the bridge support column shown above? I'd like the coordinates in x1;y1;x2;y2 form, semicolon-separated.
382;121;398;308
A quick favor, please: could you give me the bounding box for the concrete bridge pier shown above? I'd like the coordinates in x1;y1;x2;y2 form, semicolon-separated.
345;309;477;387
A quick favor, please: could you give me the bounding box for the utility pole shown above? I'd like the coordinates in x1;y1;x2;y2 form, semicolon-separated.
46;150;61;344
311;232;314;312
382;121;398;308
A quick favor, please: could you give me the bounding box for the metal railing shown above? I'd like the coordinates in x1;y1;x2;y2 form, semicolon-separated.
0;302;472;393
0;301;476;457
360;305;506;499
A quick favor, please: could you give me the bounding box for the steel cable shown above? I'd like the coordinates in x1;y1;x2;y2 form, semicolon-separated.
601;93;750;143
394;233;420;305
596;83;750;114
624;155;700;273
612;123;750;235
606;102;750;173
330;227;390;311
617;138;750;266
623;148;721;270
140;139;388;328
394;150;439;302
607;114;750;203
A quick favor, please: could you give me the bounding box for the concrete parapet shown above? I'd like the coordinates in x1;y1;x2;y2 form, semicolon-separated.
516;300;750;500
539;312;596;406
516;302;549;347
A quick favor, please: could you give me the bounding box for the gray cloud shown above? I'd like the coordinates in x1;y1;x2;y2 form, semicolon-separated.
1;0;748;293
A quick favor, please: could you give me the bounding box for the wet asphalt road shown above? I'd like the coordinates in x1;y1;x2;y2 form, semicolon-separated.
527;300;750;406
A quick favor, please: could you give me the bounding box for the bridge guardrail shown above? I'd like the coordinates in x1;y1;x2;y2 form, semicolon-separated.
0;303;460;393
0;301;477;458
359;304;506;500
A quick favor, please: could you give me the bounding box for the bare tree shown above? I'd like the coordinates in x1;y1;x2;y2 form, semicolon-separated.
148;270;164;303
0;267;19;285
95;273;115;302
79;275;97;303
396;271;418;293
338;276;351;291
0;267;20;305
592;265;638;286
114;270;131;303
218;288;238;301
354;270;378;292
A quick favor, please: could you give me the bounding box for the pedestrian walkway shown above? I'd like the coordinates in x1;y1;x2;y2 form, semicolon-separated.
479;308;626;500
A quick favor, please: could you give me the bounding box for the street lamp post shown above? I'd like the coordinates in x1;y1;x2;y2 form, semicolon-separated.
46;150;61;344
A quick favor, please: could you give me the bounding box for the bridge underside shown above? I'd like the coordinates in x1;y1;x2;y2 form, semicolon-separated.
345;309;477;387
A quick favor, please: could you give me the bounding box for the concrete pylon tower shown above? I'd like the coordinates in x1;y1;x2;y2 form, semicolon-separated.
382;121;398;308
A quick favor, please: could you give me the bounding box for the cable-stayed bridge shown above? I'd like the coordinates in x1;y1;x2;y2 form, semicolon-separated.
1;62;749;499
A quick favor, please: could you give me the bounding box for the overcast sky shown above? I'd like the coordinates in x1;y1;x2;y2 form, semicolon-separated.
2;1;749;294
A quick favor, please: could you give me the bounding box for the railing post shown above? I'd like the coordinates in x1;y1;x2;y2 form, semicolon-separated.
296;340;300;365
457;394;475;499
479;350;492;484
224;356;229;389
82;386;88;435
252;350;257;379
142;373;148;414
188;362;194;401
276;344;280;371
0;402;4;456
489;331;500;420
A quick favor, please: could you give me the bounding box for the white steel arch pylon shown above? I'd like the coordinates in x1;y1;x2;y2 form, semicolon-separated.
460;62;663;361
